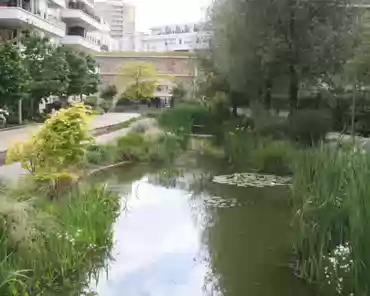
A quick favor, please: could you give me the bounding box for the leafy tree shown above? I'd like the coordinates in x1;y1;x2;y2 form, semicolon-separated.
210;0;359;112
170;84;187;107
22;34;69;116
63;47;89;98
84;54;100;95
0;42;30;113
100;84;117;100
119;61;158;100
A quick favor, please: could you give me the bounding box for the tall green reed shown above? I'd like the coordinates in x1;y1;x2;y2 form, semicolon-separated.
0;184;120;296
292;145;370;295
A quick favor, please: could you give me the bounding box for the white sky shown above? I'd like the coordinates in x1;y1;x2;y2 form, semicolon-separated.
123;0;210;31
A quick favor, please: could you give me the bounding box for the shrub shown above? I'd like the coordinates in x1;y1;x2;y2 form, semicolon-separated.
116;132;150;161
158;103;214;134
100;84;117;100
207;92;231;123
288;109;332;146
130;118;157;133
86;144;118;165
223;128;294;175
7;103;92;174
148;134;182;164
6;103;93;195
250;139;294;175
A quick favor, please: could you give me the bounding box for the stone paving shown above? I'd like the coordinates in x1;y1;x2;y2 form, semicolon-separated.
0;113;139;153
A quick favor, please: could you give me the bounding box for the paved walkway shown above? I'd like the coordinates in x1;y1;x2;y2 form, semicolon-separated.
0;113;139;153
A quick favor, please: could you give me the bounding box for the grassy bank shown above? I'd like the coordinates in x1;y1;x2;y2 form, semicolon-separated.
0;182;120;295
1;104;123;295
86;118;185;168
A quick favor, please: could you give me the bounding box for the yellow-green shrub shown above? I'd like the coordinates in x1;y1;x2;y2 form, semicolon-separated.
7;103;93;179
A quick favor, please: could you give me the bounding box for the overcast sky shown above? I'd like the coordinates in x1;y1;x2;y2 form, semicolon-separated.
123;0;210;31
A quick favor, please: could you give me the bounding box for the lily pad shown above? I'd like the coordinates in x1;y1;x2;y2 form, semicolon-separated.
212;173;292;188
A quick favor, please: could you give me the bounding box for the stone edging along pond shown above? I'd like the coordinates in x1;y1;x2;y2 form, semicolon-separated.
86;161;131;177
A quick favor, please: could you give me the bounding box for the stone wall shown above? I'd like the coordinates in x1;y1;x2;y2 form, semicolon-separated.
94;53;197;91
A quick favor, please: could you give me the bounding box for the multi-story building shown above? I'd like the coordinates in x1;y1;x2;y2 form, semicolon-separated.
95;0;136;50
0;0;116;52
138;23;211;53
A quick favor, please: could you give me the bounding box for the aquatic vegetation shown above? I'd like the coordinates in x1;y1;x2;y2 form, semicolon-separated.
0;184;120;296
292;146;370;295
213;173;292;188
223;128;294;174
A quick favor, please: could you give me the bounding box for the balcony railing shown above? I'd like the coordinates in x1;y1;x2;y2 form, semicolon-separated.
0;1;66;36
67;1;100;23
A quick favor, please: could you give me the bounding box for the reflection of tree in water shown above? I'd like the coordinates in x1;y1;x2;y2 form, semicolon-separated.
149;162;310;296
200;185;312;296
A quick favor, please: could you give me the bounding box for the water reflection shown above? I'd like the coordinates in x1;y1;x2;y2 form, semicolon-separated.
89;164;312;296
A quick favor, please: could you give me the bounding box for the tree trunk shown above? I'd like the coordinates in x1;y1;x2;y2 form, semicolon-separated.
232;102;238;117
289;65;299;113
351;85;357;141
263;76;272;110
288;1;298;115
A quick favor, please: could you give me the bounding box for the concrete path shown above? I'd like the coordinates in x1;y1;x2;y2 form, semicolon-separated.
0;113;139;153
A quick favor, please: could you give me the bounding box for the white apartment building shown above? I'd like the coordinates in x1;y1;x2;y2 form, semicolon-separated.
0;0;116;52
95;0;136;50
138;23;211;53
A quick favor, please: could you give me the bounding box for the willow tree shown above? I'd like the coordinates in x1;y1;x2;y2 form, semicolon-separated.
118;61;159;100
210;0;359;112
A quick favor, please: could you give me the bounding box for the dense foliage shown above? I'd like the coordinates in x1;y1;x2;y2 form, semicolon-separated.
6;103;93;190
119;61;159;100
0;34;100;122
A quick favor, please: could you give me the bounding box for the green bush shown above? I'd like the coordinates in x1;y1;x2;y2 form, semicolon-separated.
207;92;231;124
148;134;182;164
116;132;150;161
223;128;294;175
86;144;118;165
158;103;214;134
288;109;332;146
250;139;294;175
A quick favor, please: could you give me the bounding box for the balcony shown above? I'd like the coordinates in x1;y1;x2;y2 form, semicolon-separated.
49;0;66;8
0;4;65;37
61;1;101;31
61;34;100;52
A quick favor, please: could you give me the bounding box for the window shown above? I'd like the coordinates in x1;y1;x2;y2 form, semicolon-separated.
179;38;182;44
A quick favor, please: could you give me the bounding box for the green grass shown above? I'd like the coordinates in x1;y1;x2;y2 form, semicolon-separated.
223;128;295;175
0;184;120;296
292;145;370;295
158;103;215;135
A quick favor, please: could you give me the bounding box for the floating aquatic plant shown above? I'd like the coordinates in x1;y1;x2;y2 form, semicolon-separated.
212;173;292;188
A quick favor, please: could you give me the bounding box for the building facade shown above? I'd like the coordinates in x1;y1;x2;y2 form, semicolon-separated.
94;52;197;102
0;0;116;52
138;23;211;53
94;0;136;50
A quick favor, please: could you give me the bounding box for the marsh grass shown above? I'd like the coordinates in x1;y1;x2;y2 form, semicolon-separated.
223;130;295;175
0;184;120;296
292;145;370;295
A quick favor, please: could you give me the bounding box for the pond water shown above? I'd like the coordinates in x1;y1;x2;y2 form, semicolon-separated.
88;160;312;296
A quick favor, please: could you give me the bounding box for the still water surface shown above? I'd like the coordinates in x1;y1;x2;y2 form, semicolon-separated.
90;163;312;296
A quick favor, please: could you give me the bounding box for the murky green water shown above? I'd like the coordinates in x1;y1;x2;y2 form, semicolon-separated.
89;161;312;296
